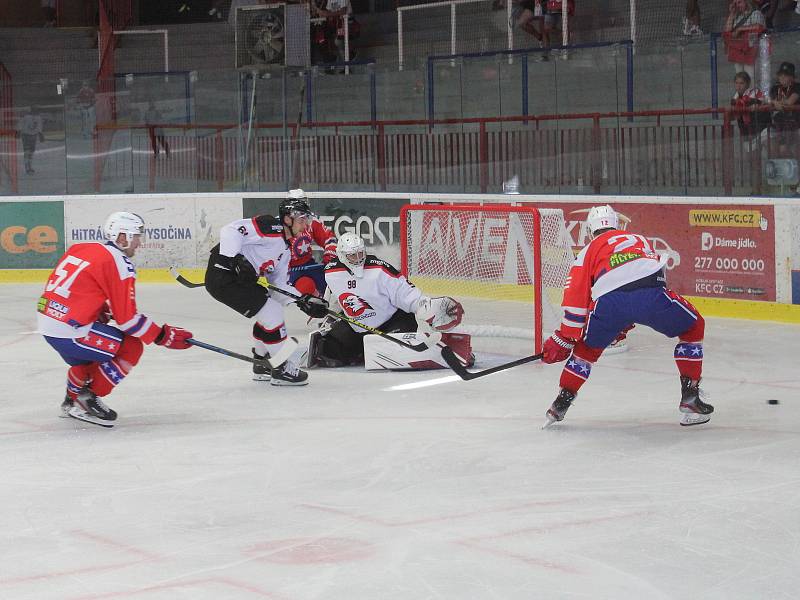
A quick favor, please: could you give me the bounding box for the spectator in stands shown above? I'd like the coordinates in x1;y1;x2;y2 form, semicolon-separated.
683;0;703;36
723;0;766;79
77;80;96;139
17;106;44;175
732;71;770;137
144;101;170;159
312;0;358;67
732;71;770;191
495;0;545;55
770;61;800;157
542;0;574;56
42;0;57;27
757;0;800;30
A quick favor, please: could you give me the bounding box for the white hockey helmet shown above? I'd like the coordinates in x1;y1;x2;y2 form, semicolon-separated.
336;232;366;278
586;205;619;236
104;211;145;249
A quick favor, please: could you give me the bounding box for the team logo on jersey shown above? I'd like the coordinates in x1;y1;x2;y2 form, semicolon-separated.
259;260;275;275
339;293;374;318
292;234;313;260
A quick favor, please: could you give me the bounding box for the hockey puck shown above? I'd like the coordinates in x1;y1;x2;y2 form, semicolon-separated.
767;399;779;405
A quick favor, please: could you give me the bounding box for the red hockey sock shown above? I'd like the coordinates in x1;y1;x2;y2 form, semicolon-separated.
675;316;704;380
87;336;143;397
66;364;92;400
674;342;703;381
558;341;602;393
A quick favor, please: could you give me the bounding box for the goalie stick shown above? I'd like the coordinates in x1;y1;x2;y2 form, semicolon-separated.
440;346;544;381
168;267;441;353
188;337;299;368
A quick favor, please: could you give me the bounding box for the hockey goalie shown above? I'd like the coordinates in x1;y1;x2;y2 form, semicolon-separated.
305;232;474;370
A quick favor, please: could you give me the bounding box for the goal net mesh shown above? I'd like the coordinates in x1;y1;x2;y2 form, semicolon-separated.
401;204;574;356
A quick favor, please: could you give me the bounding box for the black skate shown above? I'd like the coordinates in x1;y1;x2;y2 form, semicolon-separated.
270;361;309;386
252;349;271;382
60;395;73;417
68;387;117;428
679;376;713;426
543;388;576;429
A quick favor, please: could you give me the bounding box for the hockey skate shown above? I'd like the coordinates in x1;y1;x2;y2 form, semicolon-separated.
679;376;713;426
270;360;309;386
67;387;117;428
252;349;271;382
60;394;73;417
542;388;576;429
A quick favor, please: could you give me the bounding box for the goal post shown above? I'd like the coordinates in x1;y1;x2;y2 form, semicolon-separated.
400;203;574;356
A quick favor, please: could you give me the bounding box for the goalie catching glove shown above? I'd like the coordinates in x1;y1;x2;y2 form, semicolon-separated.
296;294;329;318
415;296;464;331
543;331;575;364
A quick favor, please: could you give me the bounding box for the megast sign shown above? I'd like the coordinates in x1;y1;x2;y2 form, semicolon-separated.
0;202;64;268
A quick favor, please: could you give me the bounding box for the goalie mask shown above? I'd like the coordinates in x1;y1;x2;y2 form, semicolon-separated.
103;211;145;250
336;232;366;278
586;205;619;237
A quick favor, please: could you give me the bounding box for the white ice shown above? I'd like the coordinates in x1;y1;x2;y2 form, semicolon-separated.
2;283;799;600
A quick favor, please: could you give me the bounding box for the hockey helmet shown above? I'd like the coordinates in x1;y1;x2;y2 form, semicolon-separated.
586;205;619;236
279;189;314;221
103;211;145;249
336;232;366;278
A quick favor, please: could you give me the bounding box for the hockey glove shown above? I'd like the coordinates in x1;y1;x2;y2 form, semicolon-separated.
542;332;575;364
416;296;464;331
234;254;259;283
322;246;337;264
96;302;112;324
296;294;329;318
155;324;193;350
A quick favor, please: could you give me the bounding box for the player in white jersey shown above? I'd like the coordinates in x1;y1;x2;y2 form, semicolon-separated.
307;232;471;369
204;198;329;385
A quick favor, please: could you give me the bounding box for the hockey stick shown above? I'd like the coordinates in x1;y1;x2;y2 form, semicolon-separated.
170;263;322;289
440;346;544;381
168;267;441;352
170;266;204;288
187;337;299;368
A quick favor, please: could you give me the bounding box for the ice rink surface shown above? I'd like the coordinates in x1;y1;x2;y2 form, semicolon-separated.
2;283;799;600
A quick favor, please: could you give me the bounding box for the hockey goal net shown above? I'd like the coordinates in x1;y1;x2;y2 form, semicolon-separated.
400;203;574;356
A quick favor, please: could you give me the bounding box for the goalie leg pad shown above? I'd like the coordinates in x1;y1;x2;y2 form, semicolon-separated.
307;320;366;367
306;330;347;368
363;333;473;371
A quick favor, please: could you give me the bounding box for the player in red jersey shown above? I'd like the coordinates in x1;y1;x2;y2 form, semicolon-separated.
38;212;193;428
541;205;713;428
282;189;337;297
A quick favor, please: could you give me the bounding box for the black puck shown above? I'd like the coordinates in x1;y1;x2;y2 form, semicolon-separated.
767;399;779;405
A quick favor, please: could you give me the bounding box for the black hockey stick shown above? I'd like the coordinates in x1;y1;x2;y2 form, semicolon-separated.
440;346;544;381
170;263;322;289
169;267;441;353
187;337;298;368
170;266;204;288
